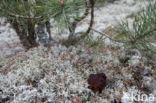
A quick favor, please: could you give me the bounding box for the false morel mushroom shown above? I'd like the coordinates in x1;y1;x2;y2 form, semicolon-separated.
87;73;107;93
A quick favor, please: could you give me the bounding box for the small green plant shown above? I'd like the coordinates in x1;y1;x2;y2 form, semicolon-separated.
83;32;105;48
116;1;156;60
0;0;95;49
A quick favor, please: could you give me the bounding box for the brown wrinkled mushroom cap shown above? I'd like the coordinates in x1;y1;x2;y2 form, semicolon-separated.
87;73;107;93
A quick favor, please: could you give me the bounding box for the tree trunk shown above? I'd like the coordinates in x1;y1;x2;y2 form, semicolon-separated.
11;19;38;49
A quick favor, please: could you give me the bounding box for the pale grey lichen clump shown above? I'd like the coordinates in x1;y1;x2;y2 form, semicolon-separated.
0;46;92;102
0;44;155;103
0;0;155;102
0;45;118;102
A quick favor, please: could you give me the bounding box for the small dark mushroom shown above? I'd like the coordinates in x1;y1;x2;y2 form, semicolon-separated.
87;73;107;93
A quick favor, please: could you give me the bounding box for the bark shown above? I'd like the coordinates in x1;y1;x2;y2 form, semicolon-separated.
11;19;38;49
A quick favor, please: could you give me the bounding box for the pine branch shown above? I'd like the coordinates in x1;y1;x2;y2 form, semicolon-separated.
9;13;43;19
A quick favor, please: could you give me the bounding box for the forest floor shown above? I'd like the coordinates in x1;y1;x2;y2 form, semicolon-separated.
0;0;155;103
